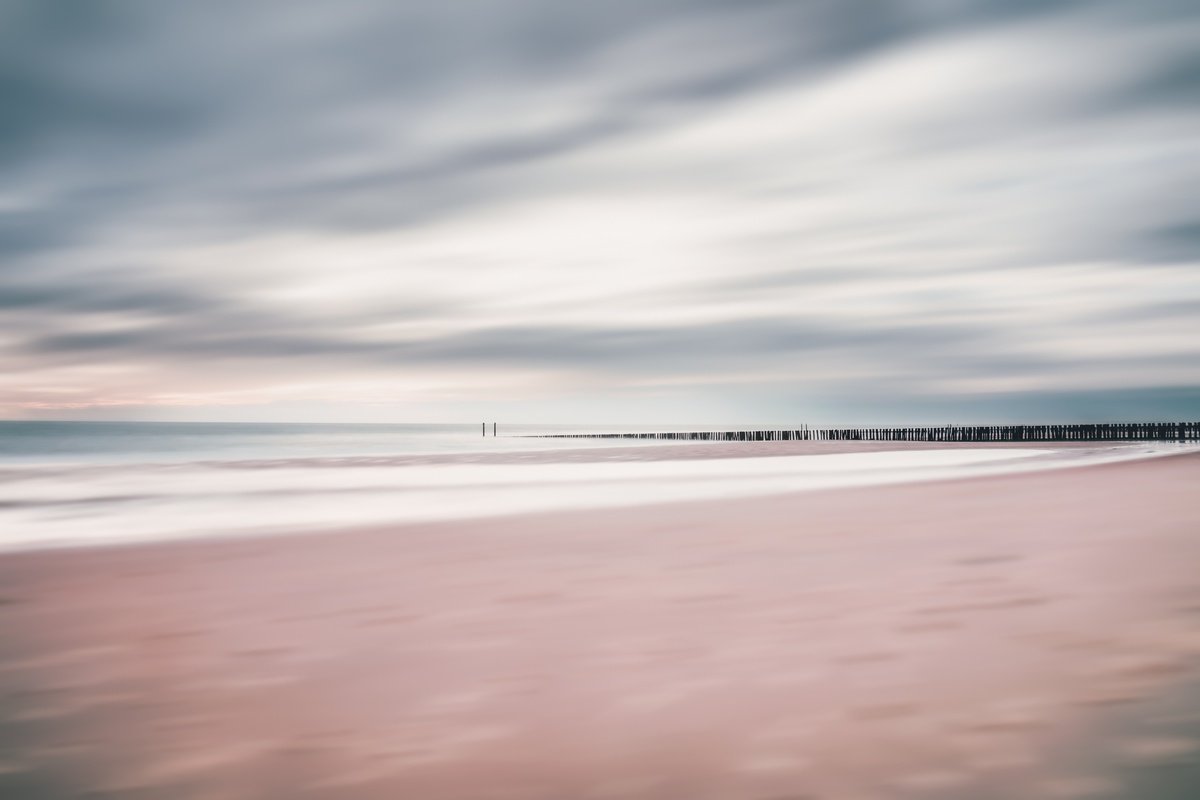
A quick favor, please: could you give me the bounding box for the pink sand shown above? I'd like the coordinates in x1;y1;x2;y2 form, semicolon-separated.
1;445;1199;798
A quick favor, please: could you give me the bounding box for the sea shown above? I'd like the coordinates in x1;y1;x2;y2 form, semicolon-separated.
0;421;1180;552
0;421;628;464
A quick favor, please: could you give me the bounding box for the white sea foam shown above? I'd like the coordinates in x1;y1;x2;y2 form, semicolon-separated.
0;443;1190;551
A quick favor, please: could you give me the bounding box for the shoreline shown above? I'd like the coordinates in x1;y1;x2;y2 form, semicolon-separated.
0;436;1170;472
2;441;1193;556
2;451;1199;797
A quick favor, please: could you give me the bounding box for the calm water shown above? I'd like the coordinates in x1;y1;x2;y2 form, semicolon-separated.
0;420;659;465
0;421;1183;551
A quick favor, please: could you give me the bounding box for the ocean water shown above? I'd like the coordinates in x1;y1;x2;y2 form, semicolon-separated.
0;421;1183;551
0;420;644;465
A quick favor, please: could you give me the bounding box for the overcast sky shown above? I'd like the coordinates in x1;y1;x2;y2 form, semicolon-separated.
2;0;1198;424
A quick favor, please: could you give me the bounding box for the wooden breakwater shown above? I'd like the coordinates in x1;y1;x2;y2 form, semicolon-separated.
526;422;1200;443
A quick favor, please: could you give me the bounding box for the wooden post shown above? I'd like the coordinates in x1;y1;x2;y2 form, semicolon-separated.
517;420;1200;444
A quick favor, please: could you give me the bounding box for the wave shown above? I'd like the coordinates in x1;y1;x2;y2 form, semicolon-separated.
1;443;1191;552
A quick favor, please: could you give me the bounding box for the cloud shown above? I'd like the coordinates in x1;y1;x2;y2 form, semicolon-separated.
1;0;1198;420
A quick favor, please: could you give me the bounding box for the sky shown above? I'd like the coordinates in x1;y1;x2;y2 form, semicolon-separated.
1;0;1198;425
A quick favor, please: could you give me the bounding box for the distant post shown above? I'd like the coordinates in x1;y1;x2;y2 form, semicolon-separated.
493;422;497;437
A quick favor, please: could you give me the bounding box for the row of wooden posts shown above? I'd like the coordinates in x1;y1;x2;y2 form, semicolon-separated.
524;421;1200;443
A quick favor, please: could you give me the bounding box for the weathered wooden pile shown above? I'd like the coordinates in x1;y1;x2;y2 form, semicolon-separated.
528;422;1200;443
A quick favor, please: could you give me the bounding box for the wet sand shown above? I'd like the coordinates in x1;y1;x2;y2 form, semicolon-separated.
2;446;1199;799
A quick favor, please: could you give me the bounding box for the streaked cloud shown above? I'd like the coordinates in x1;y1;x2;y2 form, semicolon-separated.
1;0;1197;422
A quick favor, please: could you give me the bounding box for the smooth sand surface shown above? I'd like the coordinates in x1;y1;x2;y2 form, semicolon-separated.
2;447;1199;798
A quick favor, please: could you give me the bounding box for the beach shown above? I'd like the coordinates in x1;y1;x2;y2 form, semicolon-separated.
2;443;1199;799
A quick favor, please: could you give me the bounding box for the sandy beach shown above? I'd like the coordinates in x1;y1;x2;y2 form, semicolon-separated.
2;444;1199;799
